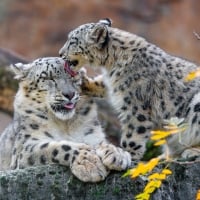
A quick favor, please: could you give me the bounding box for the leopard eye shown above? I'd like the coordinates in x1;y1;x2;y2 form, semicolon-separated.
74;51;82;55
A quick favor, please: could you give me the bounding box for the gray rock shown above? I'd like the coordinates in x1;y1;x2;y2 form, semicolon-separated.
0;162;199;200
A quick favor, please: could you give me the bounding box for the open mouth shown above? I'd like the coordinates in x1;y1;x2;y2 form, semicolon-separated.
64;102;75;110
64;61;78;77
51;102;76;113
50;101;76;120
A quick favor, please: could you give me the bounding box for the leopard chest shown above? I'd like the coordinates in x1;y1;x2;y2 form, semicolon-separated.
105;73;131;118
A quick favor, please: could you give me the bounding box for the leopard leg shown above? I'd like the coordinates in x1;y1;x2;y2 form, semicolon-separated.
167;92;200;157
95;142;131;171
78;68;107;98
181;147;200;160
12;140;109;182
120;107;154;160
71;148;109;182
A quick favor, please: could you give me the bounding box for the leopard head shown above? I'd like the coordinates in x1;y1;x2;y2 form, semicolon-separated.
12;57;81;120
59;19;112;75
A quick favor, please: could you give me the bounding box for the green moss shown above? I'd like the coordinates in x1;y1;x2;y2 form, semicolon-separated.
37;180;43;186
90;184;107;200
142;140;162;161
36;172;46;179
49;170;56;175
112;186;120;195
0;175;9;187
50;180;66;200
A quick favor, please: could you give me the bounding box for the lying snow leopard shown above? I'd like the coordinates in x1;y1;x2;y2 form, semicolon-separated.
59;19;200;160
0;57;131;182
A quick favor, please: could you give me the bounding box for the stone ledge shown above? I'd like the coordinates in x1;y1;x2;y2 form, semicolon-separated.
0;162;200;200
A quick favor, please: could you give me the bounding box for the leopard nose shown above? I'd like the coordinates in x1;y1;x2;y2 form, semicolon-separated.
62;92;75;100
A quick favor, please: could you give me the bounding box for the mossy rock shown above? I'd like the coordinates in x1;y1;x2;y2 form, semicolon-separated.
0;162;200;200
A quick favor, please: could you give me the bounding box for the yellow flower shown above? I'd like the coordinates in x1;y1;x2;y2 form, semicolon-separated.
124;158;160;179
145;158;160;172
162;169;172;175
144;180;162;191
135;192;150;200
154;139;166;146
151;128;185;140
196;189;200;200
148;173;166;181
150;130;171;140
129;163;146;178
185;69;200;82
150;118;187;147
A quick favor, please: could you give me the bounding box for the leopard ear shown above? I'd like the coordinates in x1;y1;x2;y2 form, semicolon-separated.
88;22;109;49
98;18;112;27
11;63;31;80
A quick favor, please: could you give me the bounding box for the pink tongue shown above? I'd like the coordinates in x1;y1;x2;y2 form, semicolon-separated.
64;103;75;110
64;62;78;77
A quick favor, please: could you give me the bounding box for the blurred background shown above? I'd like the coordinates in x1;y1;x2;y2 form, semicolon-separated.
0;0;200;136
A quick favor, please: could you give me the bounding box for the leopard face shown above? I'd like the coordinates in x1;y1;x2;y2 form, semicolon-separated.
59;19;112;73
13;57;80;120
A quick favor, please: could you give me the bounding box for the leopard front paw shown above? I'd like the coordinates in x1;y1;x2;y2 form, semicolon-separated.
181;148;200;161
96;143;132;171
70;149;109;182
71;67;87;86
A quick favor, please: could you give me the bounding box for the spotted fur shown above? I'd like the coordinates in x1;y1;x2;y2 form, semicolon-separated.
59;19;200;159
0;57;131;182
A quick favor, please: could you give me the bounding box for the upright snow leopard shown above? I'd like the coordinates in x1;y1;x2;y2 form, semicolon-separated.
0;57;131;182
59;19;200;160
